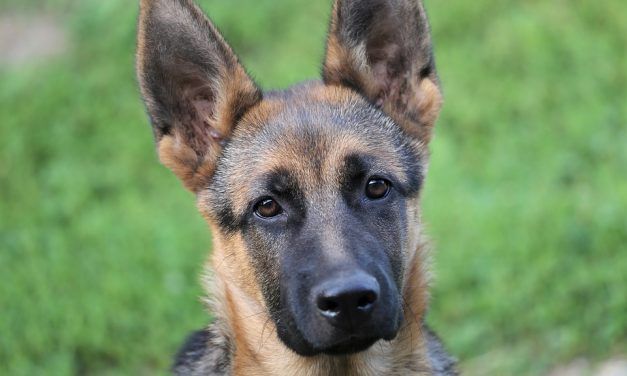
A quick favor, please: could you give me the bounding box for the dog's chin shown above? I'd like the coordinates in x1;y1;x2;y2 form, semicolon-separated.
286;331;400;357
281;335;382;357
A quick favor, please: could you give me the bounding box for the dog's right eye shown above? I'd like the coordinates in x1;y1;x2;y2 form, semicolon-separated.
365;178;391;200
254;198;283;218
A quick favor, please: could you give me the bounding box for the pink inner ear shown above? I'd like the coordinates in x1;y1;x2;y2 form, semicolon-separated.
192;97;224;145
372;61;389;107
369;43;406;108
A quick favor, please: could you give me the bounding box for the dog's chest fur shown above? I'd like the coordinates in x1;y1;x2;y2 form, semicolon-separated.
173;323;456;376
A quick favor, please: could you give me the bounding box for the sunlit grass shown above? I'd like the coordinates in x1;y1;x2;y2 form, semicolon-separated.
1;0;625;373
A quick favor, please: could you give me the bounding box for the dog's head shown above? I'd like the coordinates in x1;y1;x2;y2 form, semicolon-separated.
137;0;441;356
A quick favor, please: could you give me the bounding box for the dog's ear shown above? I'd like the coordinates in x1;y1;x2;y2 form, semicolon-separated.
137;0;261;192
323;0;442;143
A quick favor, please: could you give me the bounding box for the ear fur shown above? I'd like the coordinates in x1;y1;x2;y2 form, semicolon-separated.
136;0;261;192
323;0;442;142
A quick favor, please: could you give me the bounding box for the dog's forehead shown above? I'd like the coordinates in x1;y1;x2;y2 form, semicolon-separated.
212;83;423;209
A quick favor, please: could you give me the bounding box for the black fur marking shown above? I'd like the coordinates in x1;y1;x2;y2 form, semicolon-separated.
339;77;363;95
173;329;211;369
423;324;459;375
397;144;423;196
339;0;388;46
339;153;369;195
419;54;435;79
172;324;231;375
212;198;240;234
263;168;306;213
340;151;422;200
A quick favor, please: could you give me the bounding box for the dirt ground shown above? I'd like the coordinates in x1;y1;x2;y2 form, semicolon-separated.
548;358;627;376
0;13;68;66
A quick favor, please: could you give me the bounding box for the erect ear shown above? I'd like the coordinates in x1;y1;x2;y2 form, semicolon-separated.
136;0;261;192
323;0;442;143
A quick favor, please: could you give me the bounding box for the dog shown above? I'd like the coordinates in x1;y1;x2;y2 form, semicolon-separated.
136;0;457;374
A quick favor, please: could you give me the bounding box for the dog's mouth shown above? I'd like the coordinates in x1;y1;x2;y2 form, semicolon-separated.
319;336;379;355
281;310;402;356
275;306;402;357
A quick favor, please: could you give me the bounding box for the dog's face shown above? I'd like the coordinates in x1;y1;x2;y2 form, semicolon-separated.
205;87;426;354
137;0;441;357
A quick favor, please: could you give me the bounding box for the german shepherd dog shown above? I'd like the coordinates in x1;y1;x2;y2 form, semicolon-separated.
136;0;456;374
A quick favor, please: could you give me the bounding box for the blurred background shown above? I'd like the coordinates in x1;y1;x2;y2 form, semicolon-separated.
1;0;626;374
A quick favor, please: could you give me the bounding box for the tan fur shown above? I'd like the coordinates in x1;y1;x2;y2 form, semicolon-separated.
158;132;218;192
382;77;443;144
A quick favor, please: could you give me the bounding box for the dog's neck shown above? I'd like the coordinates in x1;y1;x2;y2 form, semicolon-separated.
205;239;434;376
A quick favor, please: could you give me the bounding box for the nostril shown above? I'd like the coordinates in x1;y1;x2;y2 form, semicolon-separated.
314;274;381;324
317;297;340;315
357;291;377;310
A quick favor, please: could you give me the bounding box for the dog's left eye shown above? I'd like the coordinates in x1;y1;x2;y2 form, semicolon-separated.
365;178;391;199
254;198;283;218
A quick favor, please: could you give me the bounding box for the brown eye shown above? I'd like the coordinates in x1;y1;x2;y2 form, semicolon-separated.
365;178;390;199
254;198;282;218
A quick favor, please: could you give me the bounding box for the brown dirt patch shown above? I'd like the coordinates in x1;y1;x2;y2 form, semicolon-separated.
0;13;68;66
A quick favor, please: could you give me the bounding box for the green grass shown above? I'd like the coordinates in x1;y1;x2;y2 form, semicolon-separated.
1;0;626;374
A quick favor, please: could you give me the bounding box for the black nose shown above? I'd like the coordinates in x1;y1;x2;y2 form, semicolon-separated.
314;273;380;330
